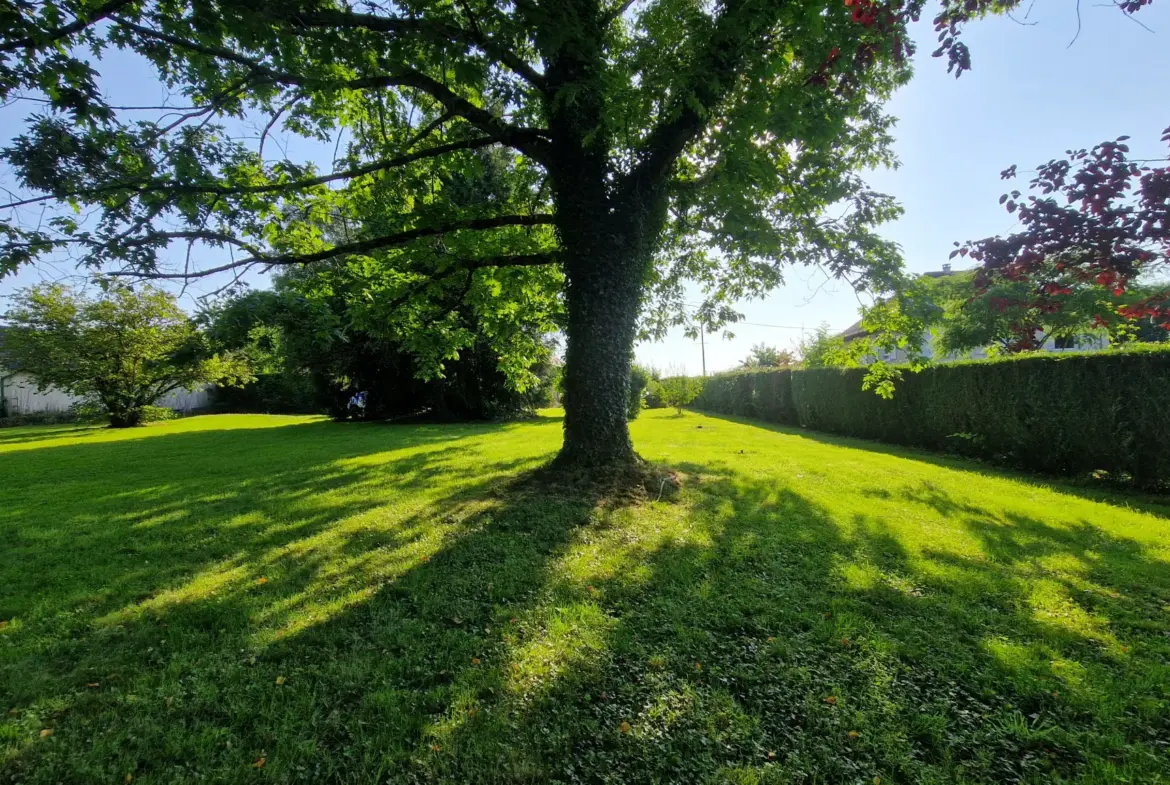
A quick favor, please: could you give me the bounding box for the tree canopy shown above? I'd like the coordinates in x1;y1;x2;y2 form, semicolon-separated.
946;130;1170;353
0;0;1155;469
739;342;795;369
2;283;249;426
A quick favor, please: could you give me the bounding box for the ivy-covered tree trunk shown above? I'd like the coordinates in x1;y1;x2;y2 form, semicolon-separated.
552;172;661;471
557;239;645;469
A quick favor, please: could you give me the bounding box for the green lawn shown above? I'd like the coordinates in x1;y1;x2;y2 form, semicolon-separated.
2;411;1169;784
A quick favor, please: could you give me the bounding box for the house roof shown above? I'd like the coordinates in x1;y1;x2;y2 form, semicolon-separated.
840;319;868;342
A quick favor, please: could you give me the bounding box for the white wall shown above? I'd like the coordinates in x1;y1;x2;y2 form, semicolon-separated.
157;386;211;411
872;331;1108;364
1;372;77;414
1;371;211;415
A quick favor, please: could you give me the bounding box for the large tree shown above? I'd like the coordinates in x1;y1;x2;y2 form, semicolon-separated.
0;0;1152;471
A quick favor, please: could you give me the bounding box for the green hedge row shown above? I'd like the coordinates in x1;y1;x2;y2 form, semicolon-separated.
692;347;1170;485
695;368;799;425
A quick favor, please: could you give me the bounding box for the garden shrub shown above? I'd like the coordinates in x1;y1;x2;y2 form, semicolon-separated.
644;379;666;409
692;346;1170;486
0;410;85;428
628;365;652;420
139;405;179;423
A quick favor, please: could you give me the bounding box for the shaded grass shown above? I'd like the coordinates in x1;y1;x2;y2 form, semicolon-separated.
2;410;1169;784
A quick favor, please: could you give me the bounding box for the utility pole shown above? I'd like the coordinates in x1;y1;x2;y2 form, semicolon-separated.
700;323;707;376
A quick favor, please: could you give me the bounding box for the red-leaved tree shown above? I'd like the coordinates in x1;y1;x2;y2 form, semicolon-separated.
950;128;1170;351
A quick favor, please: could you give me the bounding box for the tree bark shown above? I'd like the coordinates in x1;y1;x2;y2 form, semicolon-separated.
554;209;653;471
107;408;144;428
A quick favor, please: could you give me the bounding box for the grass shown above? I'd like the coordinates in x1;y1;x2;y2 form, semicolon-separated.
2;410;1169;784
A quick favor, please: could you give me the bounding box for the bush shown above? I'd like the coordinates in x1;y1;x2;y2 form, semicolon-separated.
139;405;179;423
644;379;666;409
628;365;652;420
692;346;1170;487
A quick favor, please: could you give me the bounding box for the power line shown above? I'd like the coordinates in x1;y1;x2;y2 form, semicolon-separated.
679;302;817;331
735;320;807;330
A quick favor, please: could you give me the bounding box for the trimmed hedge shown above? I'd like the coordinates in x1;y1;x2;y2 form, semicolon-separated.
692;347;1170;486
695;368;799;426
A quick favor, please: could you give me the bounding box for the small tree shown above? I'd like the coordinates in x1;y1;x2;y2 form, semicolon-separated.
4;284;250;427
949;130;1170;351
659;375;703;416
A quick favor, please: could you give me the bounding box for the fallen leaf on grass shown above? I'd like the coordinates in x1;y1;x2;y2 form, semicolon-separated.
252;757;266;768
824;695;837;705
847;731;860;739
431;743;441;752
86;683;100;688
255;577;268;586
39;729;53;738
618;721;631;734
471;658;481;665
275;675;286;685
0;620;8;630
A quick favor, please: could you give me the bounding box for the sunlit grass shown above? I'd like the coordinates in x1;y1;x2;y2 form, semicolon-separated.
2;410;1169;783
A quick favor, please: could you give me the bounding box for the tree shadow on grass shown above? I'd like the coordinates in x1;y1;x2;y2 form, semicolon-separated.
0;423;106;445
4;422;1169;784
423;463;1170;784
0;415;607;783
0;420;528;621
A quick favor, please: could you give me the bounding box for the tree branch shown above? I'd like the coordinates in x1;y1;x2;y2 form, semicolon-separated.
113;18;553;163
0;0;136;53
286;8;548;91
0;135;510;209
108;217;557;279
625;0;781;195
601;0;638;27
258;93;303;161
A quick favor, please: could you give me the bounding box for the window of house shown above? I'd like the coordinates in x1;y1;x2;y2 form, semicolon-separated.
1053;335;1076;350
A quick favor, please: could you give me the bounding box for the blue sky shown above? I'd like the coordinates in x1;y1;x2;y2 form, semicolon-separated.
2;3;1168;373
638;2;1170;373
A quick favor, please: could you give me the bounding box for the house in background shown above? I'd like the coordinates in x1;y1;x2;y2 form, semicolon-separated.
839;264;1109;363
0;327;211;417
